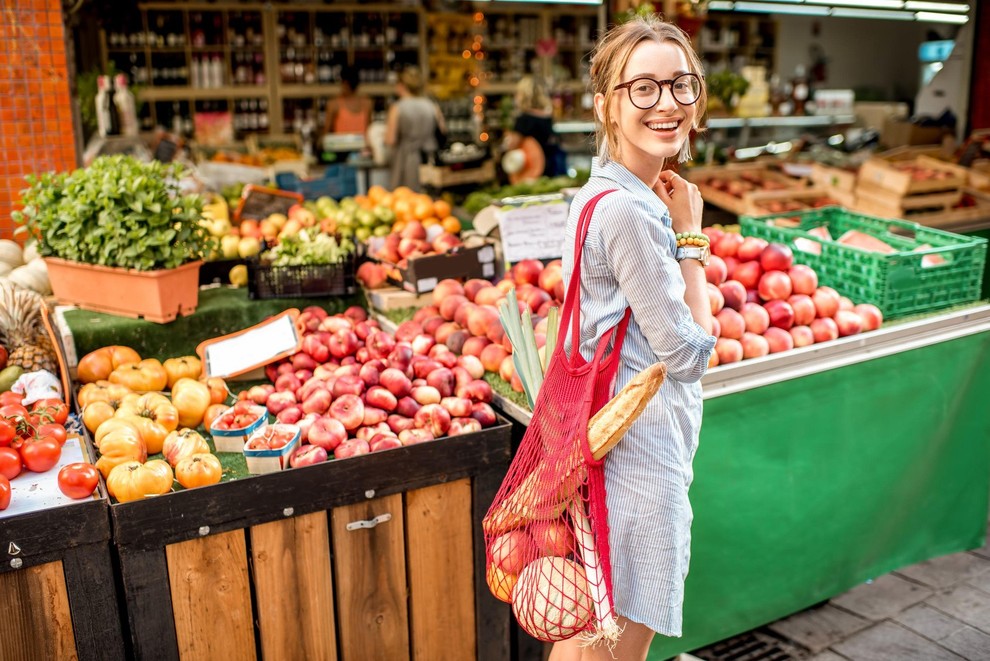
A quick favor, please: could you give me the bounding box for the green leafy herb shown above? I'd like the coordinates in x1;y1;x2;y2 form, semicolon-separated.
12;155;214;271
263;230;354;267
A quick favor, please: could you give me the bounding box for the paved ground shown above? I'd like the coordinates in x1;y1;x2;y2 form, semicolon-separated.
688;510;990;660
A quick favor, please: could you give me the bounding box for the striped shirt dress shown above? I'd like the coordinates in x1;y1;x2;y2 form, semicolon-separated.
562;158;716;637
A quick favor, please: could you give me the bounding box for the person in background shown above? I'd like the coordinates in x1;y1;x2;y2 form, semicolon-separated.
323;68;372;138
385;66;446;191
503;76;564;178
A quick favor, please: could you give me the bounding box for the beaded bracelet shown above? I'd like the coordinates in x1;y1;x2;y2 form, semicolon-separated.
675;232;710;248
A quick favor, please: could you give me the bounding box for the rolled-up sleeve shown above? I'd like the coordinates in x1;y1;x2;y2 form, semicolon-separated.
597;194;715;383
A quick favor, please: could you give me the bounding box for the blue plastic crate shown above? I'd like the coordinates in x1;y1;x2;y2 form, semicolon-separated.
275;165;358;200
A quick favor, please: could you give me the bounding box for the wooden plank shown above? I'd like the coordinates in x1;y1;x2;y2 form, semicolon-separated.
250;512;337;661
118;548;179;660
475;434;514;661
406;479;476;661
331;493;410;661
0;560;76;661
63;543;126;661
166;530;256;661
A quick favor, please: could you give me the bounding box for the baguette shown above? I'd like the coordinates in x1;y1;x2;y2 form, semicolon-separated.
484;363;666;536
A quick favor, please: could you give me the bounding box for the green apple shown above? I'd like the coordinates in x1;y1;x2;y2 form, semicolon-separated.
355;226;372;242
210;218;232;238
373;224;391;237
356;209;376;228
221;235;241;259
238;236;262;259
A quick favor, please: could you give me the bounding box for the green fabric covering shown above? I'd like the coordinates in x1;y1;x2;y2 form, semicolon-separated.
649;331;990;658
63;287;363;360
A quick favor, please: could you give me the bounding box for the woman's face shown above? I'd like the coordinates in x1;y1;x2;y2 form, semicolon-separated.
607;40;698;169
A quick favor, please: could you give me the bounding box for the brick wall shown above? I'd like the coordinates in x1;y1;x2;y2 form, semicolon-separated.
0;1;77;241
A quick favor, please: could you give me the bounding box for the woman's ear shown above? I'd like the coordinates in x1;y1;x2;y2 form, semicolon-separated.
593;93;606;123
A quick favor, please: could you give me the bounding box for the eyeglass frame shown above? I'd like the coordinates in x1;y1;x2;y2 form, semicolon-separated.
613;73;704;109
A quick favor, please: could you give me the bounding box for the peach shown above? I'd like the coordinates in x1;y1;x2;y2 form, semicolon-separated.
789;325;815;347
439;294;469;321
532;520;574;556
714;337;743;364
463;278;491;303
512;259;544;286
434;322;461;346
740;302;770;335
454;302;477;329
499;355;515;382
490;530;535;575
538;263;563;296
763;327;794;353
788;264;818;296
467;305;501;338
839;296;855;312
812;286;841;319
787;294;816;326
835;310;863;337
764;299;795;330
481;344;510;373
705;254;728;286
810;317;839;343
759;243;794;271
854;304;883;331
713;233;744;258
732;261;764;290
413;305;441;324
462;336;492;358
719;280;747;312
758;270;793;301
737;236;769;262
715;308;745;340
474;286;505;307
741;332;770;359
707;283;725;315
432;279;465;307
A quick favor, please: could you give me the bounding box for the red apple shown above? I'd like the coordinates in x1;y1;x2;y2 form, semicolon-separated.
789;325;815;347
758;270;793;301
309;417;347;451
715;308;745;340
732;261;764;290
788;264;819;296
741;332;770;359
708;283;725;315
760;243;794;272
490;529;536;575
705;254;728;286
764;299;795;330
328;394;365;431
812;286;841;319
854;304;883;331
788;294;816;326
334;439;371;459
740;302;770;335
835;310;863;337
810;317;839;343
714;337;743;365
737;236;769;262
763;327;794;354
719;280;747;312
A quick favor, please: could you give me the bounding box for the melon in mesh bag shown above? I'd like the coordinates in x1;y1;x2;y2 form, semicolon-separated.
512;556;595;642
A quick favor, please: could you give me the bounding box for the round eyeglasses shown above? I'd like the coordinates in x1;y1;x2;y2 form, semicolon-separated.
613;73;703;109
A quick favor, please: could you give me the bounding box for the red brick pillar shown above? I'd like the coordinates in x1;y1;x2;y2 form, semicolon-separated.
0;1;77;240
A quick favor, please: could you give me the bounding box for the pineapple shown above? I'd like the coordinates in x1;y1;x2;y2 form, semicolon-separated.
0;282;58;374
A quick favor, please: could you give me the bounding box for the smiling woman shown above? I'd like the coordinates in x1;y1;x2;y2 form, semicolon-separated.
550;15;716;661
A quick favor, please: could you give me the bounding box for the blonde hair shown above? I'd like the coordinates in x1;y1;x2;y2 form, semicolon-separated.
399;66;425;96
589;15;707;165
516;76;551;113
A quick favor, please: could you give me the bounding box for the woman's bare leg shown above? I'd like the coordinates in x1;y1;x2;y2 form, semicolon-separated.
548;617;655;661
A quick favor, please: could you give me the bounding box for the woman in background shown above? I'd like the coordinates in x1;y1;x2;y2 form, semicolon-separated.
385;66;446;191
323;68;372;138
503;76;564;178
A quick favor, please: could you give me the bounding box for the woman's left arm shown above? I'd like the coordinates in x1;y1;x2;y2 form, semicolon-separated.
384;105;399;147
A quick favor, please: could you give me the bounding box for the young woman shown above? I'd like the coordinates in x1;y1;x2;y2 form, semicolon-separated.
384;66;446;191
551;15;715;661
502;76;564;178
323;68;372;138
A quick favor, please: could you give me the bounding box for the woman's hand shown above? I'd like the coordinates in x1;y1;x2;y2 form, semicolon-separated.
654;170;703;235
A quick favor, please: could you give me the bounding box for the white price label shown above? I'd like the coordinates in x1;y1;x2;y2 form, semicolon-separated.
496;201;569;263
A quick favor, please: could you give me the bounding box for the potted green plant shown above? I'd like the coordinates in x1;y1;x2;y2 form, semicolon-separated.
13;155;215;323
706;70;750;116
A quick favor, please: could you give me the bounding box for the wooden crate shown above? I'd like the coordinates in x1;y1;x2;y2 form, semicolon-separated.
685;163;808;215
743;187;850;216
0;486;125;661
967;160;990;190
108;423;512;661
810;163;858;193
365;285;434;312
419;160;496;189
857;155;968;196
867;189;990;231
875;144;954;163
854;182;963;218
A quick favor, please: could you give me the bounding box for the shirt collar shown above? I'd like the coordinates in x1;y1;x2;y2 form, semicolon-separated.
590;157;670;221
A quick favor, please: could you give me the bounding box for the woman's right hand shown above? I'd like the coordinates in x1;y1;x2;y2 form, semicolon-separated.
654;170;703;235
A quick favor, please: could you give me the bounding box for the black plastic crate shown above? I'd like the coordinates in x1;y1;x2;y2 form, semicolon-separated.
246;253;358;299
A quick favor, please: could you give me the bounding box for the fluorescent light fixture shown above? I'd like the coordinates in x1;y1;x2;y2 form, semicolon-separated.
827;134;845;146
831;7;915;18
915;10;969;21
807;0;905;7
708;0;734;9
904;1;969;11
734;1;831;14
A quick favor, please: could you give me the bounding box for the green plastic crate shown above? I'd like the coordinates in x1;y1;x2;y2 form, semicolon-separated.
739;207;988;319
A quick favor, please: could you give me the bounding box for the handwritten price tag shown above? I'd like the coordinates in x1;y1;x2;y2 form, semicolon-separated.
496;199;569;263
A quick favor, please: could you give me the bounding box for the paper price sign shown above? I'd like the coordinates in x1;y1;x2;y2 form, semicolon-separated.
496;199;570;263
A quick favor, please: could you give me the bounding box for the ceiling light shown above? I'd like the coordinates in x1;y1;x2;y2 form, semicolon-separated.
915;10;969;21
708;0;735;9
807;0;905;7
831;7;915;18
904;1;969;11
734;1;832;15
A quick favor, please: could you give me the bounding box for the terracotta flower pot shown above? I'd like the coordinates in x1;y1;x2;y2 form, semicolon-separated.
45;257;202;324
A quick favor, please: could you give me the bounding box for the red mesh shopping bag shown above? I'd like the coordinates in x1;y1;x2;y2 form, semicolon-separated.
483;190;633;644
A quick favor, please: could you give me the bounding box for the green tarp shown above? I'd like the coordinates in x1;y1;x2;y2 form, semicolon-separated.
650;331;990;658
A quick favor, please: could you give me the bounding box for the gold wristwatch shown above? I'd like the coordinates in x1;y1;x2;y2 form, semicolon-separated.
675;245;710;267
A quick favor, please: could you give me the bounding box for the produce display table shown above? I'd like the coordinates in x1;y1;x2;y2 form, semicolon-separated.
493;304;990;659
56;286;363;363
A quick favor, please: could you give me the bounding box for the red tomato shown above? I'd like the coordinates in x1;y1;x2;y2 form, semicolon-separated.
19;437;61;473
0;447;21;480
0;403;29;420
57;463;100;499
0;392;23;406
0;419;15;447
30;399;69;425
233;413;258;429
0;475;9;510
232;401;256;416
37;423;67;447
246;437;269;450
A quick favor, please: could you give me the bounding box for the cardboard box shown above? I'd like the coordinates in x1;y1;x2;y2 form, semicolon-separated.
393;241;500;294
365;286;434;312
882;119;950;149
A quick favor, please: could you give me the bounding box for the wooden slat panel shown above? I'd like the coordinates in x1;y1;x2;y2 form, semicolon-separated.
406;479;476;661
63;543;127;661
331;494;410;661
250;512;337;661
166;530;256;661
0;560;76;661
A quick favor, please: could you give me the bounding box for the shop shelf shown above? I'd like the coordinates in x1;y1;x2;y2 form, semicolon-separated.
740;206;988;318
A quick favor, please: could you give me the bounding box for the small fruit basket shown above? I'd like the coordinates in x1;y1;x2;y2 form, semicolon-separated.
243;424;300;475
209;402;269;453
246;230;358;299
740;206;988;318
